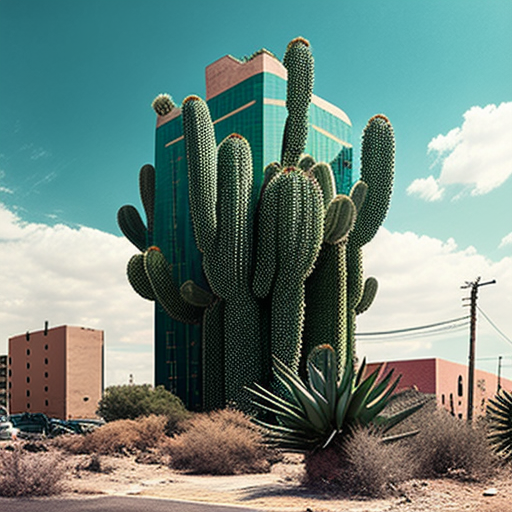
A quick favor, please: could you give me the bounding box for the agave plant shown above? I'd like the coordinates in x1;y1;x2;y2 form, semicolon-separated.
247;344;423;452
487;389;512;462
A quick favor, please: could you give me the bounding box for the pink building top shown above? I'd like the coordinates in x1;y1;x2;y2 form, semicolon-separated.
156;50;351;129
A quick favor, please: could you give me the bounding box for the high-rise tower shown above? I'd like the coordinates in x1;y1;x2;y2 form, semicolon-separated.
153;50;352;409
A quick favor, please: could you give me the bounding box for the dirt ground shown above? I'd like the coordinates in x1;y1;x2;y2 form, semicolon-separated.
54;452;512;512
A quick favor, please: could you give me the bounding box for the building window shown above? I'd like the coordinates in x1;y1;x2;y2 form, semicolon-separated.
8;369;11;377
45;400;49;406
44;386;48;392
26;376;30;383
44;372;48;378
44;358;48;365
45;345;48;350
26;390;30;397
458;376;463;397
27;403;30;409
9;382;11;389
26;362;30;370
441;394;445;405
26;349;30;356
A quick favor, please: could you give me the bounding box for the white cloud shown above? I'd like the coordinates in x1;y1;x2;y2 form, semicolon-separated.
500;232;512;249
0;204;153;386
357;228;512;374
406;175;444;201
409;102;512;200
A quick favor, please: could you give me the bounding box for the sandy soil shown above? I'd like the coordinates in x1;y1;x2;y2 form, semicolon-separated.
55;452;512;512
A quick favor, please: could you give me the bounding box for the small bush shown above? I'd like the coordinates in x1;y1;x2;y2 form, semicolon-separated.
54;414;168;456
304;427;415;498
75;454;113;473
0;447;67;497
408;409;496;480
165;408;273;475
97;384;190;432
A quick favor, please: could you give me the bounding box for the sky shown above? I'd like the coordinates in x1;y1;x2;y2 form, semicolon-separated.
1;0;511;386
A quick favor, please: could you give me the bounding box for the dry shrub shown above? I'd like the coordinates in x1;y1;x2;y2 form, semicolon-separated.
408;409;496;481
54;414;167;456
75;453;113;473
304;427;414;498
0;447;67;497
165;408;273;475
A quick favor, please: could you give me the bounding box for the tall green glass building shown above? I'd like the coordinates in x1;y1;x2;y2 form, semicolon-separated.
153;50;353;409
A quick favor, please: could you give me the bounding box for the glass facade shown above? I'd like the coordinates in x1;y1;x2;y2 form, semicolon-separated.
153;63;353;410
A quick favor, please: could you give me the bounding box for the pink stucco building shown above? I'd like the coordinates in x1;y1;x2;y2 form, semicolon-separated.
8;324;104;419
366;358;512;419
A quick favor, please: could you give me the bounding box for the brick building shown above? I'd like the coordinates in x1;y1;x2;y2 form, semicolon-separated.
8;324;104;419
367;358;512;419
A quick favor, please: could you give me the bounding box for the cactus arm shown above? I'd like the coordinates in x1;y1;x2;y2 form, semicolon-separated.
180;280;214;307
324;195;356;245
206;134;253;298
182;96;218;253
117;205;148;252
303;193;355;379
310;163;336;209
144;247;203;324
350;115;395;249
126;254;156;301
268;170;324;374
281;37;314;168
202;133;263;407
253;177;279;298
356;277;378;315
348;180;368;214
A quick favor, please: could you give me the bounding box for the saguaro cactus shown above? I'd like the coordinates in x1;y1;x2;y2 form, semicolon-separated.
118;37;395;412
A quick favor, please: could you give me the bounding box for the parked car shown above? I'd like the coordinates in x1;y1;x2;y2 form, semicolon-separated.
0;406;17;440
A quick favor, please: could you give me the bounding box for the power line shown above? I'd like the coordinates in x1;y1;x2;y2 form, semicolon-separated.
477;306;512;347
356;315;470;337
358;321;469;344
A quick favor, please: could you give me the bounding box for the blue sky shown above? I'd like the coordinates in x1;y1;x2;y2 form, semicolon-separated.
1;1;511;384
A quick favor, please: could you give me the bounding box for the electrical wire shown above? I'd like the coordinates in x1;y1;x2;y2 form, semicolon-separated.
477;306;512;347
357;321;469;344
356;315;470;336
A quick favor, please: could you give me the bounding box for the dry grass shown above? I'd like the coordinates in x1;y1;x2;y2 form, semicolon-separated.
408;409;496;481
53;414;168;456
164;408;274;475
0;447;68;497
304;427;415;498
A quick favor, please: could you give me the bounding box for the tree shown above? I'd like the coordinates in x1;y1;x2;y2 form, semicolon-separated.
97;384;190;430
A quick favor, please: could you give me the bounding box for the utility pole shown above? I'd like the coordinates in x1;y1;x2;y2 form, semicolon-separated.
461;277;496;422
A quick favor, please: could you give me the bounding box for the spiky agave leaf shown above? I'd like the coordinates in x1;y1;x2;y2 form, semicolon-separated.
248;344;419;452
487;389;512;462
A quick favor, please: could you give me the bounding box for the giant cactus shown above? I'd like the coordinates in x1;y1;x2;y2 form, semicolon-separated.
118;37;395;413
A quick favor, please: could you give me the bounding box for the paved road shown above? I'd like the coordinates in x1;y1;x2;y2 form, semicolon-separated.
0;496;266;512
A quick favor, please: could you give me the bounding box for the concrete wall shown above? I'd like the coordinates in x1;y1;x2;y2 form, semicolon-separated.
367;357;512;419
66;326;103;419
